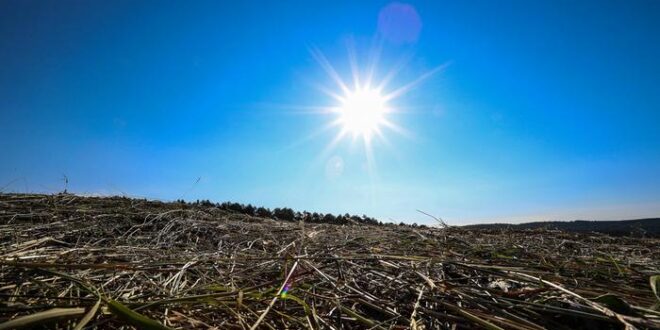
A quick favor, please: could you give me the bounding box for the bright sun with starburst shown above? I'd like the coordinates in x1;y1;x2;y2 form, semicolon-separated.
306;45;447;165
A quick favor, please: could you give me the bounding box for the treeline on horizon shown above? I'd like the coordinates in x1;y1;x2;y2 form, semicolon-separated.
1;192;424;227
178;199;412;227
464;218;660;237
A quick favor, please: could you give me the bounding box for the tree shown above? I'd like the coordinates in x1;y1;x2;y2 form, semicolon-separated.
219;202;231;211
273;207;295;221
255;207;272;218
322;213;336;224
244;204;256;216
294;211;303;221
228;202;244;213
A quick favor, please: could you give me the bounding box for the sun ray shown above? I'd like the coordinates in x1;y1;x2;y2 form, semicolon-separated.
309;47;351;96
375;52;414;92
364;36;385;91
281;119;342;151
253;103;337;115
380;118;409;137
372;126;394;150
312;83;347;103
315;127;348;162
382;62;450;102
346;38;361;90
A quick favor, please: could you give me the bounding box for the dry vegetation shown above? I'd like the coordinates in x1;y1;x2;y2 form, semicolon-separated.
1;193;659;329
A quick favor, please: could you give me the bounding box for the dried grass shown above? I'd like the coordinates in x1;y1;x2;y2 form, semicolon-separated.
1;193;659;329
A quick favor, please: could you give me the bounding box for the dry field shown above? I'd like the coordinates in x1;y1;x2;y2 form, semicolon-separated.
1;193;659;329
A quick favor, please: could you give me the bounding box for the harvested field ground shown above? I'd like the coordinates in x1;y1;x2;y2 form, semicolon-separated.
1;193;659;329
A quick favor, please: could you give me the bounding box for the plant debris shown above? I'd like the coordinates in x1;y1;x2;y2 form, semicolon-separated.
1;193;659;329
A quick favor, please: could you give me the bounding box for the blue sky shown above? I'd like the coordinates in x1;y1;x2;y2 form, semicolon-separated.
2;0;659;224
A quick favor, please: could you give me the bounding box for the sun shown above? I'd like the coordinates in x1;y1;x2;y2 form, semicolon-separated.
307;46;447;162
336;87;388;141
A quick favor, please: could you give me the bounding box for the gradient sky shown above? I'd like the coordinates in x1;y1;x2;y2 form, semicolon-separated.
2;0;660;225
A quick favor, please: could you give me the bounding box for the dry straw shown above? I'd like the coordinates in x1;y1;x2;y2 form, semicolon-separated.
1;193;659;329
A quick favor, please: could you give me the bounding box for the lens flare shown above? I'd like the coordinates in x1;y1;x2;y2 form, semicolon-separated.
280;283;292;298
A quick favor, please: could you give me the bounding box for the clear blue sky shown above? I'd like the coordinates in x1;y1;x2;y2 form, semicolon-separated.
2;0;659;224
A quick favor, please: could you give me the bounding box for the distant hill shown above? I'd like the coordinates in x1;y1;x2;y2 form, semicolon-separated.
462;218;660;236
